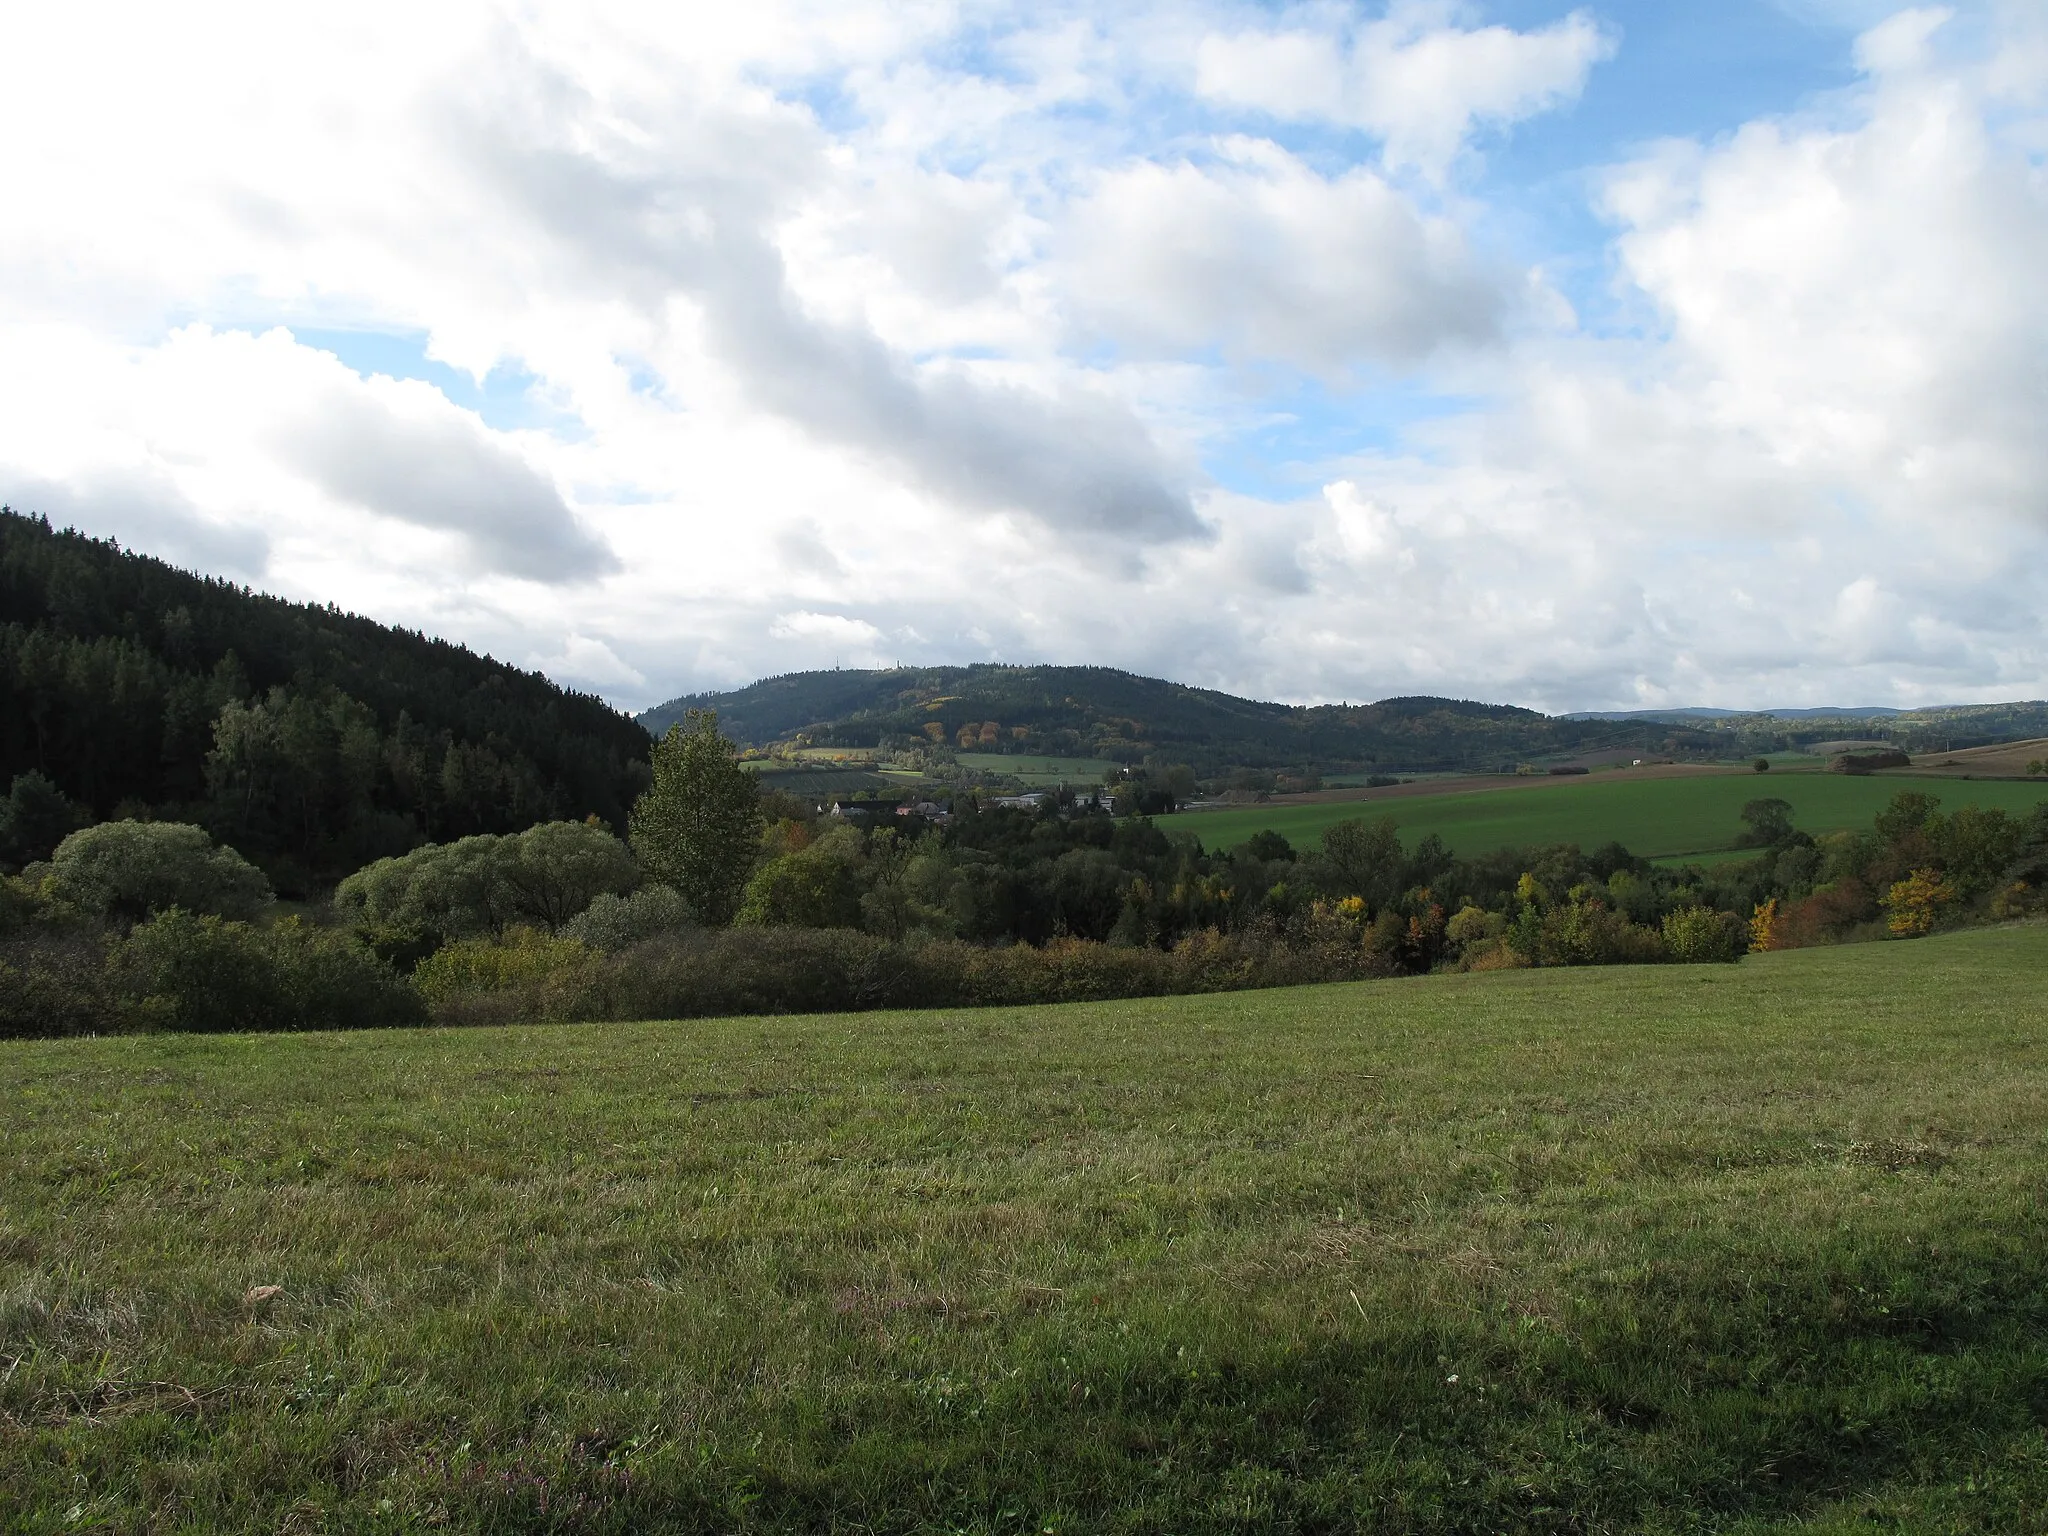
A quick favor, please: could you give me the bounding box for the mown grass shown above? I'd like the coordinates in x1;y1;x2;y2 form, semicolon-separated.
6;927;2048;1532
1179;771;2048;860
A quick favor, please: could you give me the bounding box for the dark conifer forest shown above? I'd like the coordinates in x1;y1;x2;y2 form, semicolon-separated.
0;508;650;888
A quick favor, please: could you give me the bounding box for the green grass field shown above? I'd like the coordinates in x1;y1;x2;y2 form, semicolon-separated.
1178;771;2048;861
7;927;2048;1531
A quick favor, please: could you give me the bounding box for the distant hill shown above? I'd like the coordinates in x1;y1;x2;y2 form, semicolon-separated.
1566;707;1913;722
647;667;2048;780
642;665;1659;775
0;507;650;887
1565;702;2048;747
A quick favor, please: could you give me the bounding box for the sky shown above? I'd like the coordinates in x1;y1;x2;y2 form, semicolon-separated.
2;0;2045;715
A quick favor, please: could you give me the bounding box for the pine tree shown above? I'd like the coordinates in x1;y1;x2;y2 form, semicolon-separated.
629;711;760;925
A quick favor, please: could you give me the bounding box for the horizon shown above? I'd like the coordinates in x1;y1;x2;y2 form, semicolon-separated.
3;2;2044;714
11;503;2044;725
646;658;2019;723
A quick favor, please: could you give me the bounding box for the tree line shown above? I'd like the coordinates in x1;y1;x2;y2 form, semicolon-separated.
9;708;2044;1039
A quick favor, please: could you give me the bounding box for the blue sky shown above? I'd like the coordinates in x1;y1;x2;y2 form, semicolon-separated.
0;0;2042;711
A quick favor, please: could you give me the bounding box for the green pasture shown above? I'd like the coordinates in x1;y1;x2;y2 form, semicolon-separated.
7;926;2048;1530
955;753;1117;785
1177;771;2048;862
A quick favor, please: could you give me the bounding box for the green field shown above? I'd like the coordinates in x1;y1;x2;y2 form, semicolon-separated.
955;753;1118;786
8;928;2048;1530
1178;771;2048;861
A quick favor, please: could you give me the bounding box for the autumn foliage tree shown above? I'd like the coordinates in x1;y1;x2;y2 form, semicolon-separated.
1882;869;1956;938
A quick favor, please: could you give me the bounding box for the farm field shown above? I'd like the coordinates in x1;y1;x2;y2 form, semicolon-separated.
739;767;912;796
1177;770;2048;861
1906;737;2048;780
954;753;1118;786
7;927;2048;1530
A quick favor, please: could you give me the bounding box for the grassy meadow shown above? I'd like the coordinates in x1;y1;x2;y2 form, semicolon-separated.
1178;771;2048;861
7;926;2048;1531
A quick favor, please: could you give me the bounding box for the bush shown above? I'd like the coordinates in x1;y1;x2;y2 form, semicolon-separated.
411;924;1406;1028
1661;905;1748;963
560;885;696;951
496;821;642;930
336;822;639;945
109;909;423;1032
736;831;864;929
1531;899;1667;966
50;821;272;924
411;929;601;1020
0;930;135;1039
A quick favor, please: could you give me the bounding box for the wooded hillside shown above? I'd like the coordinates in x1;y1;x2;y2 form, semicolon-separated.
643;664;1654;774
0;508;649;888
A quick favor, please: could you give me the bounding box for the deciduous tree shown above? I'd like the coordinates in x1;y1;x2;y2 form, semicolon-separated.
631;711;760;926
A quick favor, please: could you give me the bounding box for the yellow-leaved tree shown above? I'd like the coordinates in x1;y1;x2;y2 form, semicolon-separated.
1881;868;1955;938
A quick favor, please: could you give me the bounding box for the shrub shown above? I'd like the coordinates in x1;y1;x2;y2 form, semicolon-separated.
561;885;696;951
109;910;423;1032
50;821;272;924
735;831;864;929
1461;941;1532;973
336;822;639;945
414;925;1410;1027
1446;905;1503;945
1531;899;1666;967
0;929;134;1039
1990;882;2045;919
411;929;601;1020
337;835;509;950
1661;906;1748;963
496;821;642;929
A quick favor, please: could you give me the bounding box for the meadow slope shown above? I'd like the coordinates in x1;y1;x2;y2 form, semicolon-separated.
5;927;2048;1531
1178;770;2048;861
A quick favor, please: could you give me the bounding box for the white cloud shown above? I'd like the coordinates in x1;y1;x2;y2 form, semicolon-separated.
1193;4;1615;176
280;371;617;583
1063;138;1506;372
528;634;649;693
0;1;2041;716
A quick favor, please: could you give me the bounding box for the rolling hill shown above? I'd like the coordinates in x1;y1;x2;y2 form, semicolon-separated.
641;664;1663;775
642;665;2048;779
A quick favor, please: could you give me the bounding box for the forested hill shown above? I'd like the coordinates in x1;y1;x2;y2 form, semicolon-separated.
641;664;1655;774
0;508;650;889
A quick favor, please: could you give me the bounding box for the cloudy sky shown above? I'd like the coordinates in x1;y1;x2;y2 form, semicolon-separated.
3;1;2044;713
